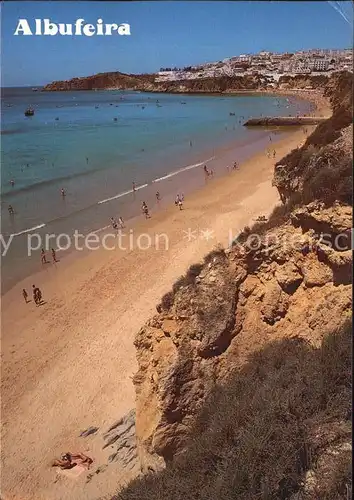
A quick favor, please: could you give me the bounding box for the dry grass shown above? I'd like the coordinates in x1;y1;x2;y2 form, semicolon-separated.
116;321;352;500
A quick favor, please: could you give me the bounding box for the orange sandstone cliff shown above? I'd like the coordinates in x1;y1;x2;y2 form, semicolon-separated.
114;72;353;500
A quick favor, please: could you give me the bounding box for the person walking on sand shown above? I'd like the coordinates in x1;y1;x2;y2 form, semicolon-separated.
141;202;150;219
156;191;161;203
132;181;136;193
273;150;276;159
22;289;29;304
61;188;66;197
178;196;183;210
118;216;125;229
110;217;118;230
51;248;58;263
41;248;48;265
32;284;42;306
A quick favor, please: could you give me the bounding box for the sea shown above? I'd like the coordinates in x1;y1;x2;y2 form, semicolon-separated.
1;87;313;292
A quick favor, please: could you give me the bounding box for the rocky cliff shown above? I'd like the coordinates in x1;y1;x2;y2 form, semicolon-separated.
117;71;353;499
42;71;156;91
43;71;337;93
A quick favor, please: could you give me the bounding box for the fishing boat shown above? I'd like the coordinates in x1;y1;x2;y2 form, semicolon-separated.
24;107;35;116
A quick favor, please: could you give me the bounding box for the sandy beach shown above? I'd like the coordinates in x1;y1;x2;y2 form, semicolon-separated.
1;91;329;500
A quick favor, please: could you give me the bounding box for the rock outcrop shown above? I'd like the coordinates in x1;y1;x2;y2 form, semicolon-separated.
42;71;155;91
133;196;352;471
42;71;346;94
131;71;352;476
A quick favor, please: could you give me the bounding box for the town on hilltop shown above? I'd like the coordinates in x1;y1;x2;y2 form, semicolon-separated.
157;48;353;82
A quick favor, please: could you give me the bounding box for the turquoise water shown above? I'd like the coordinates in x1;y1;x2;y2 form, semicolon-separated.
1;88;312;290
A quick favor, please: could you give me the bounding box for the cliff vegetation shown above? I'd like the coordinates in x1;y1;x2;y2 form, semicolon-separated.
110;71;352;500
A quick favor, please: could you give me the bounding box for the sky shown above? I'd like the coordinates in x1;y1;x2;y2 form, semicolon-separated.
1;1;353;86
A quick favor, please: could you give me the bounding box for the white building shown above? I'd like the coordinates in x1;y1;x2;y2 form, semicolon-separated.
310;59;330;71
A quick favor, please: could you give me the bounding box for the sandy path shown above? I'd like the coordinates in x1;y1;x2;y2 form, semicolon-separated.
1;128;311;500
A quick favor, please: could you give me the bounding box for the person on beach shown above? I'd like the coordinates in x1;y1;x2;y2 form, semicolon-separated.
175;194;180;207
110;217;118;230
52;452;93;470
61;188;66;197
189;140;192;148
156;191;161;203
178;196;183;210
233;161;238;170
132;182;136;193
32;284;42;306
203;165;210;179
118;216;125;229
10;179;15;187
8;205;15;215
273;150;276;159
22;289;29;304
51;248;58;263
86;157;89;165
141;202;150;219
41;249;48;265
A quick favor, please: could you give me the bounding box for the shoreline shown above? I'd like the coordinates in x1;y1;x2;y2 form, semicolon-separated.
1;92;312;294
1;91;331;500
1;127;317;500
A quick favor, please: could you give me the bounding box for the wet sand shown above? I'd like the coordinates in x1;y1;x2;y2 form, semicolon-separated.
1;91;330;500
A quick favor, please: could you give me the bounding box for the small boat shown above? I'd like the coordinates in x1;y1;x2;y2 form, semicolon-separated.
24;107;34;116
32;88;38;92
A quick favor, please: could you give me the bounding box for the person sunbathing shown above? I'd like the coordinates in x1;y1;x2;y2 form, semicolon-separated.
52;452;93;470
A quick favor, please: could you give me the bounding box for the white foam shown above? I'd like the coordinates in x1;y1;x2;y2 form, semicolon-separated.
11;223;46;237
152;157;215;183
92;225;110;234
97;183;148;205
97;156;215;203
